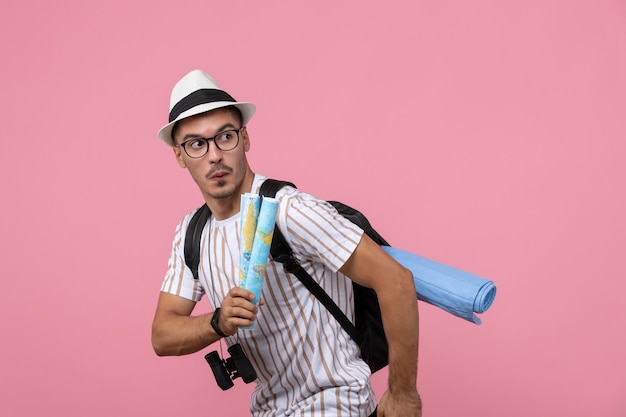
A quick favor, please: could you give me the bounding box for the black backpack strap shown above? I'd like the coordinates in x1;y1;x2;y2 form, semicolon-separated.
260;179;364;347
259;178;296;198
328;201;390;247
184;204;212;280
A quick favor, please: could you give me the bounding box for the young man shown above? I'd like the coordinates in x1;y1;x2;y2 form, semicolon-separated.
151;70;422;417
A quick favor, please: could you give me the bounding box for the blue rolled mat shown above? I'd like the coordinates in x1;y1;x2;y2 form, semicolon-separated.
382;246;496;324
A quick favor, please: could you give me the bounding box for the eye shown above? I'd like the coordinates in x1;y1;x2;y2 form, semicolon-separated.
186;139;205;149
216;131;235;143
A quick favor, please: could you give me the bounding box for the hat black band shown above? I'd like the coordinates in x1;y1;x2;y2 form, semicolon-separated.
169;89;236;122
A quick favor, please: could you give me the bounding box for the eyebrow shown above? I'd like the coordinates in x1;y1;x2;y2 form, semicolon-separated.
180;122;238;142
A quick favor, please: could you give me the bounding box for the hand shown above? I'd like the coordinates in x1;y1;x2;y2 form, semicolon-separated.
377;389;422;417
216;287;263;336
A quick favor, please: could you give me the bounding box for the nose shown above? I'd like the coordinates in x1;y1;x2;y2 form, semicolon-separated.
206;139;223;163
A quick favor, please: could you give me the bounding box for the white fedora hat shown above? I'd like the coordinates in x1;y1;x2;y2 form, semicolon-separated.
157;69;256;146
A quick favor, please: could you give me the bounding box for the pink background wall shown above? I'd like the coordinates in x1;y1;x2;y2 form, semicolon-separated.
1;0;624;415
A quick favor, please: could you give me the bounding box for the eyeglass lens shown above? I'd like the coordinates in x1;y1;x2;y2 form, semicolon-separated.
181;129;240;158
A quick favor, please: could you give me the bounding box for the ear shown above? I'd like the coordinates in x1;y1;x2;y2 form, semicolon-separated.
172;146;187;168
242;127;251;152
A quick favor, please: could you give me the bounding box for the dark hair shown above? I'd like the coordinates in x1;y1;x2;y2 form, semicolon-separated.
171;106;243;145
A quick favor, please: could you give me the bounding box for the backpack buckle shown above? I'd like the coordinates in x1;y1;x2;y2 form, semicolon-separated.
274;254;301;274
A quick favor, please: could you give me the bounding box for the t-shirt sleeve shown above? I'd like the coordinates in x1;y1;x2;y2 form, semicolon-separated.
276;188;364;272
160;213;205;302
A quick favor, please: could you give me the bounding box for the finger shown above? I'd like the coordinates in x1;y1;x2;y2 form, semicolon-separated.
223;305;257;320
226;286;257;301
220;308;258;333
223;296;259;312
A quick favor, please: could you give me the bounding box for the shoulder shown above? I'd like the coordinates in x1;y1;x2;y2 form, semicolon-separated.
275;185;335;217
172;205;206;238
277;186;363;240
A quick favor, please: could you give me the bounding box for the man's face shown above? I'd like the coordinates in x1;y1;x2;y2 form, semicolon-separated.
172;108;252;203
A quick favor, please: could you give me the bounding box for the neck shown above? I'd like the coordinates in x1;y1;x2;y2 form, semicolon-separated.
204;169;255;220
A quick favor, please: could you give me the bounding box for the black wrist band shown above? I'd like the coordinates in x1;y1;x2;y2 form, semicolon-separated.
211;308;228;338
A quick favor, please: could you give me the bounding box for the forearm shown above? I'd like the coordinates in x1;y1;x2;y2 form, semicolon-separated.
338;235;421;414
152;311;221;356
377;266;420;393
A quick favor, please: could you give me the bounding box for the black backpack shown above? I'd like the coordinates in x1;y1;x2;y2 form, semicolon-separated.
184;179;389;373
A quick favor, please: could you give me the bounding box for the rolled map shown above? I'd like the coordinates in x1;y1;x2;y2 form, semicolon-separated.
239;193;260;288
242;197;280;329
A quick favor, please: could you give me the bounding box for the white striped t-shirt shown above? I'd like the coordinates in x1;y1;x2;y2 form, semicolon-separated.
161;175;377;416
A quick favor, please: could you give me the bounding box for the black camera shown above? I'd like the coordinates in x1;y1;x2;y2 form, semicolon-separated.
205;343;257;390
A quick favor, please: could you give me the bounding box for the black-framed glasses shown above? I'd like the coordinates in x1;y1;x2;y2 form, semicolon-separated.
177;128;242;158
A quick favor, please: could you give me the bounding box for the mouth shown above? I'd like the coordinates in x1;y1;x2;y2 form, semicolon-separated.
209;171;229;180
207;165;233;180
